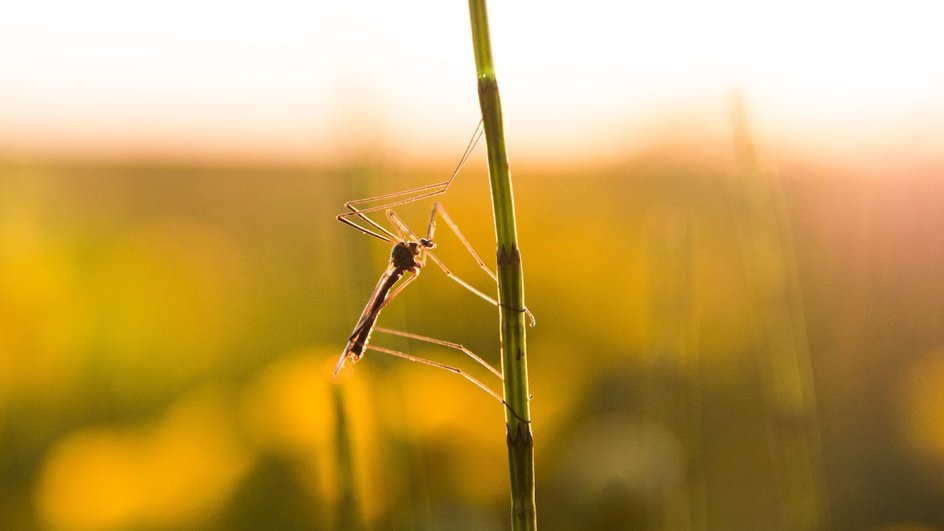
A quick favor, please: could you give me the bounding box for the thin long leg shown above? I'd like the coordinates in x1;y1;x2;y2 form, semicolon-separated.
424;250;501;307
336;121;484;242
366;344;528;423
425;201;438;241
342;120;483;215
337;206;397;244
385;209;412;244
374;326;502;380
423;204;536;326
336;184;449;242
432;204;497;282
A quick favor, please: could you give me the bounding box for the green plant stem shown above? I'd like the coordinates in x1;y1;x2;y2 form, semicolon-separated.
467;1;536;529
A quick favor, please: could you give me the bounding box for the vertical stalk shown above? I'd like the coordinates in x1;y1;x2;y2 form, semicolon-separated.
728;95;830;530
466;1;536;529
333;385;361;530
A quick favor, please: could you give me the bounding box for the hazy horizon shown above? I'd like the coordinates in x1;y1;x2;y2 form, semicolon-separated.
3;0;943;169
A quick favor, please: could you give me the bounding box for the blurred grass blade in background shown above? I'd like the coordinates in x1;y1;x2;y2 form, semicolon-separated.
727;93;831;530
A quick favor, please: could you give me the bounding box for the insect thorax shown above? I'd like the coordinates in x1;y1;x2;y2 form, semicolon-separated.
391;242;420;269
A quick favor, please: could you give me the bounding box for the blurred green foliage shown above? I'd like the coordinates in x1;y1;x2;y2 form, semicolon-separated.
1;141;944;530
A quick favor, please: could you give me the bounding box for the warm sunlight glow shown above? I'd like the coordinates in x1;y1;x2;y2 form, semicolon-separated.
901;352;944;464
242;352;335;455
1;0;942;164
35;386;252;530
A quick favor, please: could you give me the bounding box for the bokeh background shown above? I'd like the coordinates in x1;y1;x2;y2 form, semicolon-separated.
3;1;944;530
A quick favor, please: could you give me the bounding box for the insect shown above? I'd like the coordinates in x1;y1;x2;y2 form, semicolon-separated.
333;120;533;415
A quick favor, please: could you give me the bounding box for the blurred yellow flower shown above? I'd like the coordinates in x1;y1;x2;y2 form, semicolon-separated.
35;384;252;530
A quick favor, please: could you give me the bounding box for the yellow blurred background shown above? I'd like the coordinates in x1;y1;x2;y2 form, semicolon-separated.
2;1;944;530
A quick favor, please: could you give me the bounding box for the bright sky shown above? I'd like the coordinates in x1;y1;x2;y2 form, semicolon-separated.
1;0;942;166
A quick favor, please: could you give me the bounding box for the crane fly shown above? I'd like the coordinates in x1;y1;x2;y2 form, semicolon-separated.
332;119;533;418
333;206;436;375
